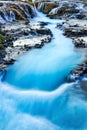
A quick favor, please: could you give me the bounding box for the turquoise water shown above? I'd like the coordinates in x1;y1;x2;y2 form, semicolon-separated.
2;13;83;90
0;12;87;130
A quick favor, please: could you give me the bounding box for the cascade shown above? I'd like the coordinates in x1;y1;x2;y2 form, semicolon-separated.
0;1;87;130
0;1;36;24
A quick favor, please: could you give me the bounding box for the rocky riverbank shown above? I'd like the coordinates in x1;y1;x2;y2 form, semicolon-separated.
0;1;52;72
56;20;87;83
0;22;52;71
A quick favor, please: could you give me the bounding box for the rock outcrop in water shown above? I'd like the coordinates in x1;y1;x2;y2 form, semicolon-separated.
67;61;87;82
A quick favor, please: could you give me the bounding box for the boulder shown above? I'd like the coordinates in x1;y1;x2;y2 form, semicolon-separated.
67;61;87;82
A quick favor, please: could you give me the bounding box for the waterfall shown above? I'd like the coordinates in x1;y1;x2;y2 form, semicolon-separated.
0;1;36;24
19;5;31;19
37;2;45;12
3;10;15;22
19;4;36;19
0;1;87;130
9;10;15;22
0;15;5;24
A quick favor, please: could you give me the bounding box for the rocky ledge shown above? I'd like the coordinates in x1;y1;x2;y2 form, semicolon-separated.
56;19;87;83
57;19;87;48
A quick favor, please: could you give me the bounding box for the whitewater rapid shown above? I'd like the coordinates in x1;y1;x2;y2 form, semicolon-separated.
0;12;87;130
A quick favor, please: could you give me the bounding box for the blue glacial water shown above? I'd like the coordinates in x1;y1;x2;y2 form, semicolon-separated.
0;12;87;130
2;12;84;91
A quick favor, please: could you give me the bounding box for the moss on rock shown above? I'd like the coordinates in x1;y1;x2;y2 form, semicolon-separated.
28;1;34;6
0;43;4;49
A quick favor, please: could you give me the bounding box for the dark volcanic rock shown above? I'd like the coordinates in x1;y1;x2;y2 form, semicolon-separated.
57;19;87;48
67;61;87;82
36;28;53;36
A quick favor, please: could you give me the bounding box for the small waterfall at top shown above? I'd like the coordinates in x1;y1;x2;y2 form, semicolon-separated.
0;16;5;24
0;9;16;24
32;0;38;15
0;1;36;24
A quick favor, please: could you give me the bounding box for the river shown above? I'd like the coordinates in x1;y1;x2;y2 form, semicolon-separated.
0;11;87;130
